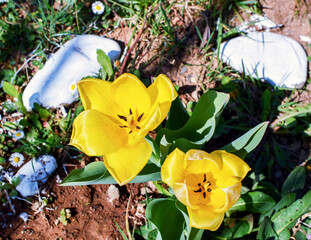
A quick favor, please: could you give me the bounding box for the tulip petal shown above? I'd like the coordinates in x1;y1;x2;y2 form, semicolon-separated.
104;139;152;185
77;78;119;118
70;109;127;156
147;74;178;105
211;150;251;188
188;206;224;231
161;148;186;186
110;73;151;115
185;150;223;175
214;183;242;213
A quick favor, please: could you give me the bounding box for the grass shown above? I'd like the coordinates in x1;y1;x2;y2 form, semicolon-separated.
0;0;310;239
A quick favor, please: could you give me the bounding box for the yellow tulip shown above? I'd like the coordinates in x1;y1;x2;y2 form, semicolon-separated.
70;73;177;185
161;148;251;231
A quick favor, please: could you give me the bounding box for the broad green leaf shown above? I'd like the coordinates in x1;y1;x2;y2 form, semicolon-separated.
2;81;18;98
97;49;113;79
146;198;185;240
165;96;190;130
259;193;296;223
272;190;311;237
228;191;275;213
257;217;278;240
175;200;204;240
60;161;161;186
221;121;269;159
156;91;229;153
231;215;253;239
281;166;306;195
16;92;27;113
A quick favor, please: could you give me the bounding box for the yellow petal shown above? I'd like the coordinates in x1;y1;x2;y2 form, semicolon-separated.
70;109;127;156
173;182;201;210
211;150;251;188
188;206;224;231
185;150;223;175
77;78;119;119
147;74;178;105
161;148;186;187
214;183;242;213
110;73;151;116
104;139;152;185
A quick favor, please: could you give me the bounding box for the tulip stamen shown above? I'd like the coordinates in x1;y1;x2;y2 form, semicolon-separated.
137;113;144;122
203;173;207;182
194;188;202;193
129;108;133;115
118;115;127;122
203;192;206;198
136;126;141;129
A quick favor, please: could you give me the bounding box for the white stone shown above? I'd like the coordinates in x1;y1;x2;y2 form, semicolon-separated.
14;155;58;197
23;35;121;110
219;32;307;89
106;184;120;203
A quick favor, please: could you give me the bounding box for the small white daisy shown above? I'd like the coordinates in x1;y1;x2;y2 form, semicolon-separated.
69;82;79;99
9;153;25;167
92;1;105;15
13;130;24;140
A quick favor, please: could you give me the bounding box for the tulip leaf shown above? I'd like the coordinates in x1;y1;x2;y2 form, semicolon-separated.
228;191;275;213
165;96;190;130
156;91;229;153
61;161;161;186
259;193;296;224
257;217;278;240
231;215;254;239
281;166;306;196
175;200;204;240
221;121;269;159
2;81;18;98
271;190;311;238
145;198;185;240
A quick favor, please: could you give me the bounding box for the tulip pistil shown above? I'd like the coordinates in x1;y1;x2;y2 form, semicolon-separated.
193;173;216;199
118;108;144;134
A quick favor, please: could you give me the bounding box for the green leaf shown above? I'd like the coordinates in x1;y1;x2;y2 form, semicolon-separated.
2;81;18;98
97;49;113;79
230;215;254;239
221;121;269;159
146;198;185;240
165;96;190;130
228;191;275;213
281;166;306;195
156;91;229;153
272;190;311;237
259;193;296;224
16;92;27;113
39;108;50;120
175;200;204;240
60;161;161;186
257;217;278;240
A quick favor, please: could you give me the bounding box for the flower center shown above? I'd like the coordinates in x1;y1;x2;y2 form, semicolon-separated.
193;173;216;199
118;108;144;134
96;5;101;10
14;157;20;163
71;84;76;91
16;132;21;137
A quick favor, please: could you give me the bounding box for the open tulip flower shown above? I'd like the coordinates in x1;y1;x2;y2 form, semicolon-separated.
70;73;177;185
161;148;251;231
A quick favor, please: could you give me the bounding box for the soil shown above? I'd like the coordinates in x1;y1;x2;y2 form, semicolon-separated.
1;0;311;239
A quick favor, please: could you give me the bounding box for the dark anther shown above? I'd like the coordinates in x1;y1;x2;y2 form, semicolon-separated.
207;188;212;192
136;126;141;129
119;125;128;128
129;130;133;134
137;113;144;122
203;192;206;198
203;173;207;182
194;188;202;193
207;181;211;186
129;108;133;115
118;115;127;121
198;183;201;186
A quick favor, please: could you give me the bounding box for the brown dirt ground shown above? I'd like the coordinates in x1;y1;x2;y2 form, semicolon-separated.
1;0;311;239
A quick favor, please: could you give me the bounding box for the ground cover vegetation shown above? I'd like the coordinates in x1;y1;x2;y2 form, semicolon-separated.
0;0;311;239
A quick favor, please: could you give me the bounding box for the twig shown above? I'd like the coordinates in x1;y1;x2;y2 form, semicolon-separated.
5;189;16;215
125;192;133;240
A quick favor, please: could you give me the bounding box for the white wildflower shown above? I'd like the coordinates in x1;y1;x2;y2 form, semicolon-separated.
92;1;105;15
13;130;24;140
9;153;25;167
